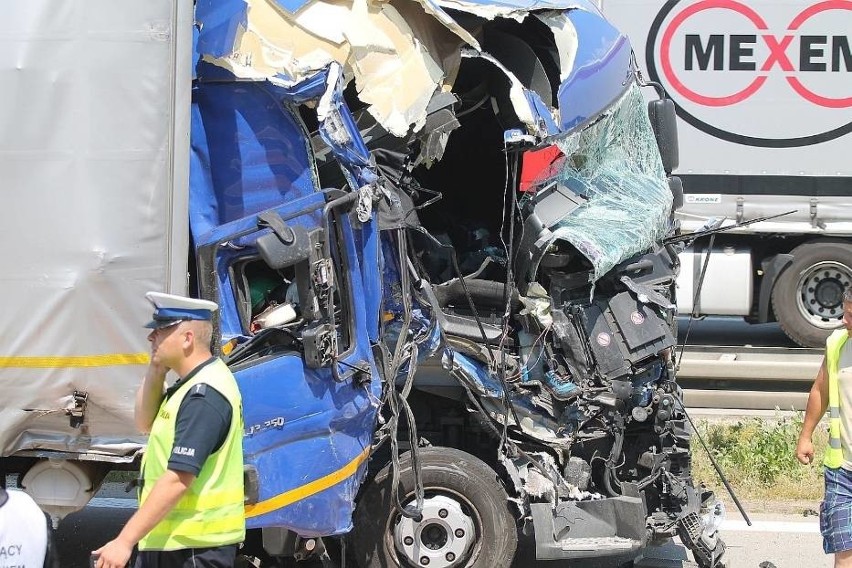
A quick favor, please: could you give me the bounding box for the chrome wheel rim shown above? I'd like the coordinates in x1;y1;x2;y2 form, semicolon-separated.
393;494;476;568
796;261;852;329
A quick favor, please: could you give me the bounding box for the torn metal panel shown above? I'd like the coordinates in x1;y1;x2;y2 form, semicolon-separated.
407;0;482;49
535;12;578;83
196;0;626;141
199;0;347;83
317;63;377;191
200;0;465;137
431;0;599;22
195;0;249;58
349;3;445;136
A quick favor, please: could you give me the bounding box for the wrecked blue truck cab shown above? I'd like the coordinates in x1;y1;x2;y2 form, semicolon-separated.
191;0;725;566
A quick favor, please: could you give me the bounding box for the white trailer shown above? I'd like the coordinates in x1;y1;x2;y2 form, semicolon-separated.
0;0;193;518
603;0;852;348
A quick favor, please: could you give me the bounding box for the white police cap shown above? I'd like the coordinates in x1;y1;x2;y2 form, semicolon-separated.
144;291;218;329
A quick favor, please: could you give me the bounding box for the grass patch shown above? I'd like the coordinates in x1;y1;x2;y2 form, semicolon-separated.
690;413;826;505
105;470;138;482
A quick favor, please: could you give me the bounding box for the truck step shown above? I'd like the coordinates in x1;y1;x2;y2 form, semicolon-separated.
558;536;640;551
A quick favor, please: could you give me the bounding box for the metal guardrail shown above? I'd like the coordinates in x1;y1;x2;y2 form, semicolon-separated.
684;389;809;411
676;345;822;382
676;346;823;410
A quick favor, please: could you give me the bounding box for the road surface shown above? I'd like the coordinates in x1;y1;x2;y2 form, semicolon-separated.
55;487;827;568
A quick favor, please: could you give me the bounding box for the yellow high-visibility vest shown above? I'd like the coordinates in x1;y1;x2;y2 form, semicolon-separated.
824;329;849;469
139;359;245;550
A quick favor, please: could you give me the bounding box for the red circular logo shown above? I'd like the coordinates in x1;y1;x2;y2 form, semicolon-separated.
646;0;852;147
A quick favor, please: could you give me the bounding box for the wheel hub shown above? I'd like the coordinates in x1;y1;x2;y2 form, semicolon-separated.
393;494;476;568
797;261;852;329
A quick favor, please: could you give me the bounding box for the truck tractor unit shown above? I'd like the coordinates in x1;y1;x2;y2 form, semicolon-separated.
0;1;725;566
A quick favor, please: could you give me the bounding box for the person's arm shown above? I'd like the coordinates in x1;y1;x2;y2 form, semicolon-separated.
796;358;829;465
93;469;195;568
135;362;168;433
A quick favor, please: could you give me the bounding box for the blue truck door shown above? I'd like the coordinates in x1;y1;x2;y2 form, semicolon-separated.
189;80;382;536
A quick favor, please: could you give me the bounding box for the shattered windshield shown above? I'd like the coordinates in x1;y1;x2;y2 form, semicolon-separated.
529;83;673;283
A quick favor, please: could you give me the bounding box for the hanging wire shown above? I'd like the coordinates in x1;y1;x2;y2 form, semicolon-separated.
386;229;424;520
676;232;716;371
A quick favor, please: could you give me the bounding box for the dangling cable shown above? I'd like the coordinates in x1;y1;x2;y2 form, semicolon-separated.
495;143;525;453
677;232;716;370
673;395;752;526
386;229;424;520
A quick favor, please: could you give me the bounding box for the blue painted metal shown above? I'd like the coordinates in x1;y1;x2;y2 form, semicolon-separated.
236;352;379;535
317;69;374;190
193;195;323;337
188;66;382;534
270;0;315;16
194;197;326;258
213;246;246;337
195;0;247;59
447;351;501;396
354;220;381;342
524;90;560;136
557;8;633;132
186;0;640;540
189;82;320;242
233;213;381;534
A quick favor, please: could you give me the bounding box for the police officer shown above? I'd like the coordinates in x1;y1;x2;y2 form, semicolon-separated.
0;486;57;567
94;292;244;568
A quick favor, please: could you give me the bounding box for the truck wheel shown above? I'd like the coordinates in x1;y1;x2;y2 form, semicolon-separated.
772;241;852;347
352;447;517;568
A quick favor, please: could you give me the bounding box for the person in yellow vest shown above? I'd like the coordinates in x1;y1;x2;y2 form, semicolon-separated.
94;292;244;568
797;288;852;567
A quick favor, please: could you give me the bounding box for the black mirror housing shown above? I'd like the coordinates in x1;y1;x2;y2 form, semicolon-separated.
647;99;679;175
669;175;684;212
257;224;312;269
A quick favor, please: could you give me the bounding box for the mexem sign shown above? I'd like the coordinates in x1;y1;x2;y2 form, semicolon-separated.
646;0;852;147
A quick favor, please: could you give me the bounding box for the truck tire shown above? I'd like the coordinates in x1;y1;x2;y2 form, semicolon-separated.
352;447;517;568
772;241;852;347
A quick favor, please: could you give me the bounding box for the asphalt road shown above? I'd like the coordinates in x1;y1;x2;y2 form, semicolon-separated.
713;514;828;568
55;490;829;568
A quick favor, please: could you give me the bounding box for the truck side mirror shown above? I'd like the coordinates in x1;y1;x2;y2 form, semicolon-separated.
669;175;684;212
256;213;312;269
256;217;325;323
647;99;679;175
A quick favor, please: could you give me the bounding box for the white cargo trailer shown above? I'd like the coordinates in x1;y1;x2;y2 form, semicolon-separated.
603;0;852;347
0;0;193;516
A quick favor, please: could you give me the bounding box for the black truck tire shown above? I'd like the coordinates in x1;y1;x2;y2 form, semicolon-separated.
772;241;852;347
352;447;517;568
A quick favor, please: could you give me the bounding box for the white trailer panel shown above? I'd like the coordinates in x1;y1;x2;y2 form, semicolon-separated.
602;0;852;177
0;0;192;458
